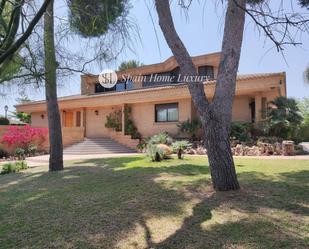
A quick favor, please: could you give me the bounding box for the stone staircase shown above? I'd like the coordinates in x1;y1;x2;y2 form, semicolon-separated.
63;137;136;155
108;131;140;149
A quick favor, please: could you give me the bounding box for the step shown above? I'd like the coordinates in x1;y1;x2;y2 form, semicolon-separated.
63;137;136;155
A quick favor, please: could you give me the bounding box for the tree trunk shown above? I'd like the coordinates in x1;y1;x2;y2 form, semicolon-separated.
155;0;246;191
206;0;246;190
203;114;239;190
177;149;182;159
44;0;63;171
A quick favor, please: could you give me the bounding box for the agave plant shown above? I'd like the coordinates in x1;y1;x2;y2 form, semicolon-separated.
172;140;192;159
146;144;164;162
148;132;173;145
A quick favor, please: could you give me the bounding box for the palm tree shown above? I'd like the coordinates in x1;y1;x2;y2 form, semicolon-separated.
267;97;303;139
118;60;144;71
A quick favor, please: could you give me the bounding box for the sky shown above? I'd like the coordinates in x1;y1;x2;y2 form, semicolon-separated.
0;0;308;116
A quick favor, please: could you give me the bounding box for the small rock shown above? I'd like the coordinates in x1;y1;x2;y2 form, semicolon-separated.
282;140;295;156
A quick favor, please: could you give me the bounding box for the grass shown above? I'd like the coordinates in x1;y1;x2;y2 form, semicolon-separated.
0;155;308;249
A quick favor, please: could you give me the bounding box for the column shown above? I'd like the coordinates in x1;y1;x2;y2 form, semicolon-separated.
121;104;125;135
82;108;86;137
255;94;262;123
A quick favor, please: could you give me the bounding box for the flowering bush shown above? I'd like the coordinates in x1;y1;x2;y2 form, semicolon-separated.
1;125;48;152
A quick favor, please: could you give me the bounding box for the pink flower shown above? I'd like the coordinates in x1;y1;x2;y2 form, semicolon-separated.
0;125;48;150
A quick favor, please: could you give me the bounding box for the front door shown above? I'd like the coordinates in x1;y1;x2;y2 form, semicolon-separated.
64;111;74;127
249;100;255;123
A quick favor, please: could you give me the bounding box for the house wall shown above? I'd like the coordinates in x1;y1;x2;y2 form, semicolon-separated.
0;126;12;153
81;53;221;94
0;125;9;138
17;73;286;114
232;97;251;122
29;113;84;150
0;125;84;153
31;112;48;127
82;99;192;138
41;127;85;151
27;89;282;140
85;106;122;138
231;89;280;123
131;98;192;137
191;96;252;123
0;126;10;152
24;73;286;140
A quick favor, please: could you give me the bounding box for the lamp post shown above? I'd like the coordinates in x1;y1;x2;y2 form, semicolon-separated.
4;105;8;119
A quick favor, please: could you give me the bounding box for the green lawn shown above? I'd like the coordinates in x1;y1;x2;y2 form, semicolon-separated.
0;156;308;249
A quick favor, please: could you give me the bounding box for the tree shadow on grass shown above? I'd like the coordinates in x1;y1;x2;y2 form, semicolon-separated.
236;170;309;215
144;169;309;249
138;171;309;249
150;207;307;249
0;156;308;248
0;157;211;248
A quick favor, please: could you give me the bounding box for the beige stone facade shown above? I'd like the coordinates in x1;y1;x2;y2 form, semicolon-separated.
16;52;287;148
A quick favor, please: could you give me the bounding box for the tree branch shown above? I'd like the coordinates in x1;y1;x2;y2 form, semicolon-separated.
155;0;209;117
0;0;52;65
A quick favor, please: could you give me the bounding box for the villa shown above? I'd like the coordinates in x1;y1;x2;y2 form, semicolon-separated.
16;52;287;149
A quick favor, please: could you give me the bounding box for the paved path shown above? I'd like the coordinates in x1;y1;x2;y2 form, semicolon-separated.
1;153;308;168
25;153;309;167
25;153;142;167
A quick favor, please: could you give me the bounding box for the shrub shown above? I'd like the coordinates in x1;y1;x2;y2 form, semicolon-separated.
146;144;165;162
297;97;309;118
177;118;202;140
0;117;9;125
230;122;252;142
0;147;8;158
105;110;122;132
1;163;14;174
148;132;173;145
146;133;174;161
16;161;28;170
15;148;25;160
27;145;38;156
15;112;31;124
172;140;192;159
124;106;141;140
137;140;147;152
296;118;309;142
0;125;48;152
257;136;283;144
295;98;309;142
251;121;271;137
1;161;28;174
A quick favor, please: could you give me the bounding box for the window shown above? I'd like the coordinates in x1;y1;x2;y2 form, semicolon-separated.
198;65;214;80
249;99;256;123
95;83;116;93
76;111;81;127
170;67;180;83
155;103;179;122
95;80;134;93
